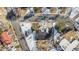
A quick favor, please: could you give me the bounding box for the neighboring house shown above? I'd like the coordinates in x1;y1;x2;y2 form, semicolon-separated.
41;7;51;14
1;31;12;45
59;31;79;51
59;38;79;51
69;7;79;21
23;8;34;20
1;31;16;51
64;8;72;18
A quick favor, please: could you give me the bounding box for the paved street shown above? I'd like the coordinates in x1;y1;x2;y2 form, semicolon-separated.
11;20;29;51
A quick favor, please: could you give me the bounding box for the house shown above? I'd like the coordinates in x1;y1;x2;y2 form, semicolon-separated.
69;8;79;21
41;7;51;14
59;31;79;51
64;8;72;18
1;31;12;45
20;22;37;51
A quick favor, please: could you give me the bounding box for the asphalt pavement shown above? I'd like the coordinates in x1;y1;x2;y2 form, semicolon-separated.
11;20;29;51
